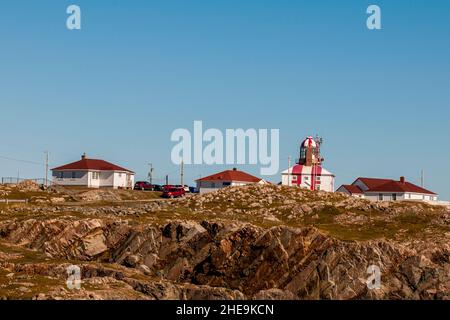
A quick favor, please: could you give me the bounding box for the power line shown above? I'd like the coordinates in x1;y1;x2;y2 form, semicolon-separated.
0;155;44;166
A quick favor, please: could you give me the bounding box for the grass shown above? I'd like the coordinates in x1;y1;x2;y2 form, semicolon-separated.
1;184;164;202
1;184;448;243
0;269;63;300
1;203;445;242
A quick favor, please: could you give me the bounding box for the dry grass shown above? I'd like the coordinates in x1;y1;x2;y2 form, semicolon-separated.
1;184;448;242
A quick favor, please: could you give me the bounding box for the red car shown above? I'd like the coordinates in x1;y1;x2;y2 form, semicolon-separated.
162;187;185;198
134;181;154;191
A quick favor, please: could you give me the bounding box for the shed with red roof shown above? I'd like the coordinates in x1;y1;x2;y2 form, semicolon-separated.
196;168;266;194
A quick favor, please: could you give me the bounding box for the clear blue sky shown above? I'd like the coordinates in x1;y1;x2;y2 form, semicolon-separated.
1;1;449;198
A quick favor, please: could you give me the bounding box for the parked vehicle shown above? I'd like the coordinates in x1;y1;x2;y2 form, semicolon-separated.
134;181;154;191
162;187;185;198
162;185;174;191
189;186;199;193
173;185;190;192
152;184;163;191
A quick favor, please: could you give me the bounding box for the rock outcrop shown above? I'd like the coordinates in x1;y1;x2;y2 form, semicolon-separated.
1;217;448;300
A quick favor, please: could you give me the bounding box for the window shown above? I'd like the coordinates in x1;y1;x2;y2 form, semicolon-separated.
304;176;309;181
300;148;306;160
59;172;64;179
71;172;76;179
223;182;231;186
292;175;297;181
92;172;99;180
378;194;383;201
392;194;397;201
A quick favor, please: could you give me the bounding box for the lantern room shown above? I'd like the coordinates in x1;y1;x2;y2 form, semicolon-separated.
299;136;322;166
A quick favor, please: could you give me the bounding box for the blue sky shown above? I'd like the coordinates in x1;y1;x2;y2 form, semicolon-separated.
0;1;449;198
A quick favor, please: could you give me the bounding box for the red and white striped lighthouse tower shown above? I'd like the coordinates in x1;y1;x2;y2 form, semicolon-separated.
281;135;335;192
298;135;323;167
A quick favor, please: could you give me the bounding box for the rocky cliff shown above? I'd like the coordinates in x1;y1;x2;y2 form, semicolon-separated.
0;184;448;299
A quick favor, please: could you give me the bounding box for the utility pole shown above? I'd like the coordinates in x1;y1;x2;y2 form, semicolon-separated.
44;151;49;188
165;175;169;186
148;163;153;184
421;169;425;188
287;156;291;187
180;160;184;186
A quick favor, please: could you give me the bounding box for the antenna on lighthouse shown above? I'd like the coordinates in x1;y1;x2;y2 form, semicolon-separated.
314;135;324;164
315;134;323;146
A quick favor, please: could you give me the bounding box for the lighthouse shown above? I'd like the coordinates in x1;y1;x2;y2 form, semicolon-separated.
281;136;335;192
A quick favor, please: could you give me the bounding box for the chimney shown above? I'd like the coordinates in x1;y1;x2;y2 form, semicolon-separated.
81;153;87;160
233;167;237;171
400;176;405;184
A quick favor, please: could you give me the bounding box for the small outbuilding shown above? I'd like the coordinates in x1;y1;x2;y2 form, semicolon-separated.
196;168;266;194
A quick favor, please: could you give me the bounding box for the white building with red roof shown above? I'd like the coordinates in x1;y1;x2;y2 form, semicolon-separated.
281;136;335;192
337;177;438;202
51;154;135;189
196;168;267;194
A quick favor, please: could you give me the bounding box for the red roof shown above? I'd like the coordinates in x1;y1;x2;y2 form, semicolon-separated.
52;157;134;173
356;177;392;189
355;177;436;195
197;169;262;183
341;184;363;194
